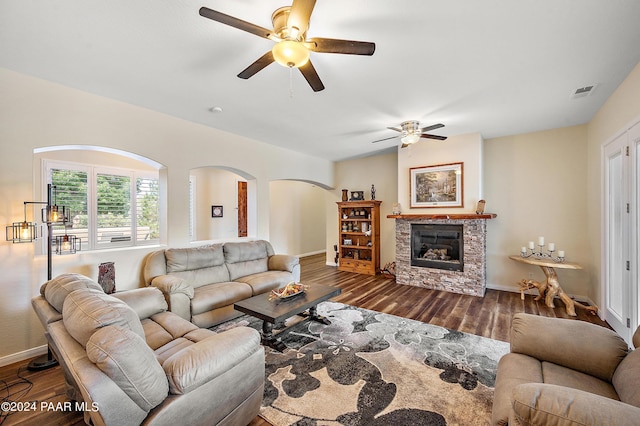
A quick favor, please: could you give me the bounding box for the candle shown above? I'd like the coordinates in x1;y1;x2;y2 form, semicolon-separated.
528;241;535;249
558;250;565;258
521;246;527;253
548;243;555;252
538;236;544;246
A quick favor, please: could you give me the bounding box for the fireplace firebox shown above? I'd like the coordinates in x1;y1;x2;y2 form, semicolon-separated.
410;224;464;271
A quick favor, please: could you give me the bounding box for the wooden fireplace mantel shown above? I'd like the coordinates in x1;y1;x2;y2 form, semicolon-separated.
387;213;497;220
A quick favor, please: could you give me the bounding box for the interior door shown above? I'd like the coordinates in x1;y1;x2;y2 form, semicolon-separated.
237;181;247;237
603;132;631;340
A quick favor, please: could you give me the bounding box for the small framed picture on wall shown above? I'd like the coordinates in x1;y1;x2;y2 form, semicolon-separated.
211;205;223;217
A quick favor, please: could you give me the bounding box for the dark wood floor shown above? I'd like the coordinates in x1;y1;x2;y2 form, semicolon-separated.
1;254;609;425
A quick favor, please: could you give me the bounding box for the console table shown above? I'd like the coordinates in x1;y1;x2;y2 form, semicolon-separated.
509;255;597;316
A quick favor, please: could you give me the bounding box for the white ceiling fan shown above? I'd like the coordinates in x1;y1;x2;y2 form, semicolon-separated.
372;121;447;148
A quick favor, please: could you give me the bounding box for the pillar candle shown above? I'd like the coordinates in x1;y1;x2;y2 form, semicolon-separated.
521;246;527;253
538;236;544;246
528;241;535;249
548;243;555;251
558;250;565;258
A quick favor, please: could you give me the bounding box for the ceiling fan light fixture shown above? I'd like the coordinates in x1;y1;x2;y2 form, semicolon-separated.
401;133;421;145
272;40;309;68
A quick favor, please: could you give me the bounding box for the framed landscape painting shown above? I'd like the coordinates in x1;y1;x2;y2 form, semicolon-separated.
410;162;463;208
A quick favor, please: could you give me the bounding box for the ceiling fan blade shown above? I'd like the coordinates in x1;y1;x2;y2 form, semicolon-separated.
298;60;325;92
307;37;375;55
400;143;411;148
387;126;402;132
420;123;445;132
288;0;316;36
199;7;273;39
421;133;448;141
372;135;399;144
237;51;275;79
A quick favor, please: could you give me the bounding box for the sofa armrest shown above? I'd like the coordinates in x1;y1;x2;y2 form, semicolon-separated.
150;276;194;321
162;327;262;395
511;383;640;426
510;313;629;381
269;254;301;281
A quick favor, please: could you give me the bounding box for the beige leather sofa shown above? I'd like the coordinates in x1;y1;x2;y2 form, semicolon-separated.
492;313;640;426
33;273;264;426
143;240;300;328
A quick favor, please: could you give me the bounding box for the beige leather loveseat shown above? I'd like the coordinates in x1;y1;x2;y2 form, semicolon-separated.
32;273;264;426
143;240;300;328
492;313;640;425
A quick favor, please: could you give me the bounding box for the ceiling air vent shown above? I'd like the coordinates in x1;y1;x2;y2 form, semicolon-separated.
571;84;597;99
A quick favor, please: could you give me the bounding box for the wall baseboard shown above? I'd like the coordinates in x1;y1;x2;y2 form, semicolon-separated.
0;345;47;368
298;250;327;258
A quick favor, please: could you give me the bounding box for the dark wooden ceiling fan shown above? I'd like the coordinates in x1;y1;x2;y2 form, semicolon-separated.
199;0;375;92
372;121;447;148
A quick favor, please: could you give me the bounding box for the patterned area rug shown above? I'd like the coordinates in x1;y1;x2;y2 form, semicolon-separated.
212;302;509;426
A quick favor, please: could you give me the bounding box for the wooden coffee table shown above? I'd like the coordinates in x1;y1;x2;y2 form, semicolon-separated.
234;284;341;351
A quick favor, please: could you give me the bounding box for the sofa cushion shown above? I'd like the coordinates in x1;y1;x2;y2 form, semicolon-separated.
613;349;640;407
234;270;292;295
511;383;640;426
165;245;230;288
42;273;103;312
191;282;252;315
86;325;168;412
541;361;619;400
63;289;144;347
162;327;261;395
224;240;270;281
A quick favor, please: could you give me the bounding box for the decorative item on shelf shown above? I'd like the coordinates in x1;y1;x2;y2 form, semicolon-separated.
211;205;223;217
350;190;364;201
392;202;401;215
475;199;486;214
361;222;368;233
353;223;359;232
519;236;565;263
98;261;116;294
347;223;353;231
342;223;348;232
371;184;376;200
343;238;352;245
341;189;348;202
353;250;359;260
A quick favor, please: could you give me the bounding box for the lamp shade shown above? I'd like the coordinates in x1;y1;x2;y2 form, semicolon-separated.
272;40;310;68
401;133;421;145
6;221;39;243
55;234;80;255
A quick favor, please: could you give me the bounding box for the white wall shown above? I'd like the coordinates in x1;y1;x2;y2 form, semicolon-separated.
0;68;334;362
269;181;327;256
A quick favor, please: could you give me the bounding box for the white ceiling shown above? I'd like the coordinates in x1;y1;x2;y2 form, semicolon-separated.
2;0;640;161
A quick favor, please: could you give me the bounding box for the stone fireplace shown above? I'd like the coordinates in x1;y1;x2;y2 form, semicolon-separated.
392;214;496;297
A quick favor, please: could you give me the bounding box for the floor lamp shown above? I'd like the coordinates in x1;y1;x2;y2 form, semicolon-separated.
6;184;76;370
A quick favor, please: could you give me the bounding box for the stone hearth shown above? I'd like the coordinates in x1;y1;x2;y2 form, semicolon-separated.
390;214;496;297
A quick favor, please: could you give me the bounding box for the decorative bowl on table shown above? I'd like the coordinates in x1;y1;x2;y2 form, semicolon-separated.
271;282;307;299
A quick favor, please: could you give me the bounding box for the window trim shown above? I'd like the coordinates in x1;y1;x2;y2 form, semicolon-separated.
43;159;160;251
